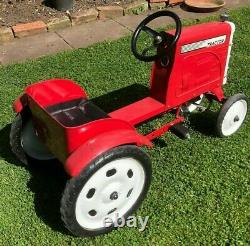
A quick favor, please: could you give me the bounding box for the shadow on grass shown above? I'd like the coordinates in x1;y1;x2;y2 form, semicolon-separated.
0;124;69;234
92;83;149;113
153;138;168;147
188;110;218;137
26;160;69;235
0;83;150;235
0;124;22;165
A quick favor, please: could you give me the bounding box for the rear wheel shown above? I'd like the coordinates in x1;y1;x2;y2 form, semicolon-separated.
216;94;248;137
60;145;152;237
10;113;55;165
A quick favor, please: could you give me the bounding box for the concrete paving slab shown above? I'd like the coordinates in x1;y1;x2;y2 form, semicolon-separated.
0;32;71;65
0;0;248;65
113;14;148;31
116;1;250;31
56;19;131;49
224;0;250;9
116;7;222;32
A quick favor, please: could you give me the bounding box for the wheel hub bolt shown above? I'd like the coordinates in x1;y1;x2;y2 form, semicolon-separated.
234;115;240;122
110;191;118;200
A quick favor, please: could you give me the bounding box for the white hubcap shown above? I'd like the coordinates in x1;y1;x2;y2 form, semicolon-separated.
75;158;145;230
221;99;247;136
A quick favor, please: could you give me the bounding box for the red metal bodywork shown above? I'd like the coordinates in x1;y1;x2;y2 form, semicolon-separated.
150;21;229;106
13;21;232;176
65;129;152;176
16;79;150;163
13;79;88;113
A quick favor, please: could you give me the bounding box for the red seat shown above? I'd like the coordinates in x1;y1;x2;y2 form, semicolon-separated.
25;79;87;108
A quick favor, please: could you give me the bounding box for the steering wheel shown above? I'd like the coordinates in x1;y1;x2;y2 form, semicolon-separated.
131;11;182;62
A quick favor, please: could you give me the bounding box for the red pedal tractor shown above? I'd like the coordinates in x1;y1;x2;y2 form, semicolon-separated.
10;11;248;236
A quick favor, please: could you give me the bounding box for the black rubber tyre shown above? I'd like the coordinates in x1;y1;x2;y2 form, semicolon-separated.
10;112;55;164
60;145;152;237
216;93;248;137
10;113;28;164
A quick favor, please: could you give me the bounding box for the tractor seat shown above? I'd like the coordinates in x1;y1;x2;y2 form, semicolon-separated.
46;98;109;127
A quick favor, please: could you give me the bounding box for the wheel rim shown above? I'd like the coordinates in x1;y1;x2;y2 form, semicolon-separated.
21;120;55;160
75;157;146;230
221;99;247;136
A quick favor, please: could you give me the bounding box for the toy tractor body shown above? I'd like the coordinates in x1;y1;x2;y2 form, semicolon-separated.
10;11;248;236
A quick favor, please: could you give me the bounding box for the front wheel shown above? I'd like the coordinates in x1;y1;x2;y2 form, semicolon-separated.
216;93;248;137
60;145;152;237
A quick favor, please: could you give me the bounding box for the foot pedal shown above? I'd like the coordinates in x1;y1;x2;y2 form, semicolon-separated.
170;123;190;139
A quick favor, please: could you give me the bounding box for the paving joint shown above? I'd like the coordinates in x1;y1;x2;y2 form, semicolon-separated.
55;31;74;49
111;19;134;33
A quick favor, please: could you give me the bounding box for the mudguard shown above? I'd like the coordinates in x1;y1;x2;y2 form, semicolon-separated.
13;79;88;113
13;94;28;113
65;129;153;177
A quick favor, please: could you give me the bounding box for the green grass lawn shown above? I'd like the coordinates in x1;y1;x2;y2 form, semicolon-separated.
0;7;249;245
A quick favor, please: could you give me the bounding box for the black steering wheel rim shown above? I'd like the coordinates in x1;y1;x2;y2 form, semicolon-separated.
131;10;182;62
